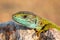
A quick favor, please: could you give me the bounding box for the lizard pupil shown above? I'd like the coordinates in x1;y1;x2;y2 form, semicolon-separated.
23;15;27;18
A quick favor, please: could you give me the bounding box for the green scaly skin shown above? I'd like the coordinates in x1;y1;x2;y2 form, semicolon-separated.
12;11;60;37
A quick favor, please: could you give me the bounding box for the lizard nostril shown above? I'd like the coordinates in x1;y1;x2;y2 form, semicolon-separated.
14;16;16;17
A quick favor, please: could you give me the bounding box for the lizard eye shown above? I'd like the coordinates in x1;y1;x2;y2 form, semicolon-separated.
23;15;27;18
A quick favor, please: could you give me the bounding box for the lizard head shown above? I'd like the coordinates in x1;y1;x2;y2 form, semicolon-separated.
12;11;39;28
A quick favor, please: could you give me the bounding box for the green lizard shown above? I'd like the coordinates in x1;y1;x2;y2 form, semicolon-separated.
12;11;60;37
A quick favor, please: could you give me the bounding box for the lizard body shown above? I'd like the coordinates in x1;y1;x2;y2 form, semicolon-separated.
12;11;60;39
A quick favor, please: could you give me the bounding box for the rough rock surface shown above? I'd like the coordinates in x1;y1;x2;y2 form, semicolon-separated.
0;21;60;40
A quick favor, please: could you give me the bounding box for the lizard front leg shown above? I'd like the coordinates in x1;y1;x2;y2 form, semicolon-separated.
34;29;44;40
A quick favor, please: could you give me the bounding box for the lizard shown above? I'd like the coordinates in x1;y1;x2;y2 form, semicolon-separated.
12;11;60;40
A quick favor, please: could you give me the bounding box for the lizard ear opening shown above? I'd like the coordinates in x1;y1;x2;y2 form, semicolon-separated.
35;17;39;25
35;20;37;24
35;19;37;24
